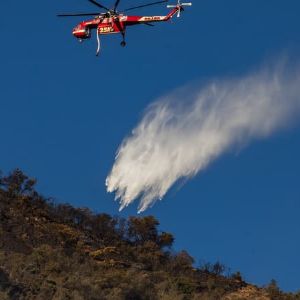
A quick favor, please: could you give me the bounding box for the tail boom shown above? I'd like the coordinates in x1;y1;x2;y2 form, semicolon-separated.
125;3;191;26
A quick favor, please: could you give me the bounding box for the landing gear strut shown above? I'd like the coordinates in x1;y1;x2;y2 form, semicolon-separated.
120;32;126;47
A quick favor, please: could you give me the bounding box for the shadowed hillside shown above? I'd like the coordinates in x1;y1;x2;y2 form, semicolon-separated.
0;169;299;300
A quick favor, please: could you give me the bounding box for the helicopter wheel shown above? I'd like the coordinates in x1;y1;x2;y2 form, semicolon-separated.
120;41;126;47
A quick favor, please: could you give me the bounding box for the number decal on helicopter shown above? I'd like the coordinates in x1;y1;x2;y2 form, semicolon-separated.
99;27;114;33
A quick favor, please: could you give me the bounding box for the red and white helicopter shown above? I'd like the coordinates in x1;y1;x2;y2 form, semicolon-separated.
58;0;192;55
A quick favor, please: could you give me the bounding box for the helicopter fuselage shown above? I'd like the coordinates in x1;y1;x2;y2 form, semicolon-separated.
72;7;179;39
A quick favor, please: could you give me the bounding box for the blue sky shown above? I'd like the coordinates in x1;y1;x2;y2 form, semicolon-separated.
1;0;300;292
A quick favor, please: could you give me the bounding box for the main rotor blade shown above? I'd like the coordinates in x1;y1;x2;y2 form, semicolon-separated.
57;13;100;17
88;0;110;11
113;0;121;11
124;0;168;12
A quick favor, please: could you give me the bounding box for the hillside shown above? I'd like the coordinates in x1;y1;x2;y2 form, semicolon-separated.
0;169;299;300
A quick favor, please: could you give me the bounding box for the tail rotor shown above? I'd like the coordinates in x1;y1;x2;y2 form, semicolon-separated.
167;0;192;17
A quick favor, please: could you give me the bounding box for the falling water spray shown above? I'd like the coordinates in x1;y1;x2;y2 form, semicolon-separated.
106;62;300;213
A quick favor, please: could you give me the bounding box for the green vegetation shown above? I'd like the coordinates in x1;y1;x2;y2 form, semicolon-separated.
0;169;299;299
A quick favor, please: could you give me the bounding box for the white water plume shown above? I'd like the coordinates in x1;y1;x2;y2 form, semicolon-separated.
106;62;300;213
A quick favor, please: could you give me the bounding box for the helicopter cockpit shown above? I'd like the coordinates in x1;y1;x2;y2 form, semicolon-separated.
72;23;91;40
